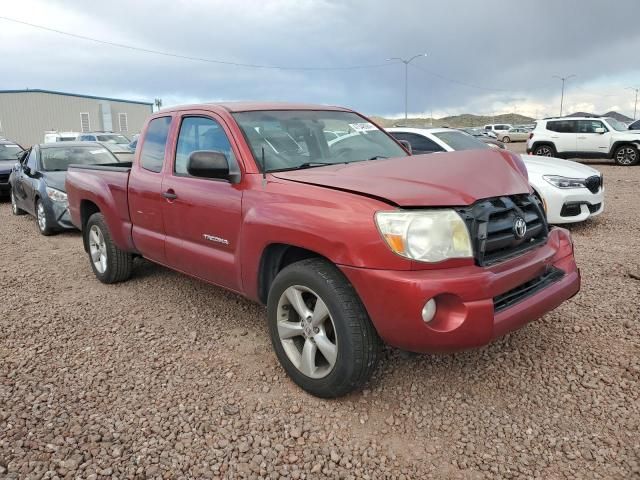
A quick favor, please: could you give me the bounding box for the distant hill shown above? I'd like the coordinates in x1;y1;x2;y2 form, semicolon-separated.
565;111;633;122
371;113;535;128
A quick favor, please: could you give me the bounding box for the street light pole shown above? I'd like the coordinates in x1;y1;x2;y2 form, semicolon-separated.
552;74;576;117
386;53;428;121
627;87;639;120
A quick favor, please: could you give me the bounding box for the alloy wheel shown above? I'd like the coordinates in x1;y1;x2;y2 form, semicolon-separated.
276;285;338;379
89;225;108;274
616;147;636;165
36;201;47;232
536;146;552;156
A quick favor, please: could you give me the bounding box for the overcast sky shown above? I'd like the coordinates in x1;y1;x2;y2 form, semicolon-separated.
1;0;639;119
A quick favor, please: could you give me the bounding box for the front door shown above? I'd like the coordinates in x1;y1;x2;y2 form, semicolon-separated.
16;148;39;214
161;113;244;292
576;119;611;156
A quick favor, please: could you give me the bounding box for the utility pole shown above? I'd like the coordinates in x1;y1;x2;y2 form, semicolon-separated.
552;74;576;117
627;87;639;120
386;53;428;121
154;98;163;112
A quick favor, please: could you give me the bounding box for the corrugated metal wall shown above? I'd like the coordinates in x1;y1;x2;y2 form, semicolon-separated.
0;91;153;147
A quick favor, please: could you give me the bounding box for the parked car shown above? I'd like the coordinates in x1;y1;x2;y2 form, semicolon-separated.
484;124;512;135
66;102;579;398
77;132;134;155
497;127;530;143
527;117;640;165
9;142;120;235
0;140;24;196
459;128;505;149
628;119;640;130
387;127;604;224
44;131;80;143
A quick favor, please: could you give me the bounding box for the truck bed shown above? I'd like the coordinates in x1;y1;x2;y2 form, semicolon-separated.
65;163;135;252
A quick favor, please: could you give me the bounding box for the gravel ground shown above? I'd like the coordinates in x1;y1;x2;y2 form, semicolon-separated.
1;165;639;479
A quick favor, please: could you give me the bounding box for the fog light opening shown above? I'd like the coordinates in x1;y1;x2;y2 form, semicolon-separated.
421;299;437;323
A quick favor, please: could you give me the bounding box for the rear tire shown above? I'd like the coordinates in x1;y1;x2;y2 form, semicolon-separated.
10;189;25;216
533;144;556;157
613;145;639;166
502;136;511;143
267;258;381;398
85;212;133;284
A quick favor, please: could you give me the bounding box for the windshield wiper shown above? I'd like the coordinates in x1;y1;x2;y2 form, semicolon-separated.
269;162;341;172
368;155;388;160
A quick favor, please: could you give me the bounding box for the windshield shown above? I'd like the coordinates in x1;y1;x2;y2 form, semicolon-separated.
232;110;407;172
96;134;130;144
0;143;23;160
40;146;117;171
604;118;628;131
432;131;491;151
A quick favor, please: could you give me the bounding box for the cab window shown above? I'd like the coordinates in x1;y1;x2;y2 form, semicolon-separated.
140;116;172;173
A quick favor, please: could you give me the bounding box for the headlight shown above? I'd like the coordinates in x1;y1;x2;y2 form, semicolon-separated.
375;210;473;263
46;187;68;203
543;175;587;189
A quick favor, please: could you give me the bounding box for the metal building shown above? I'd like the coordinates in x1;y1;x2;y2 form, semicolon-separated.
0;89;153;147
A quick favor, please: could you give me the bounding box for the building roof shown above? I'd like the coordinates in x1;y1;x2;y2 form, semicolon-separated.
0;89;153;106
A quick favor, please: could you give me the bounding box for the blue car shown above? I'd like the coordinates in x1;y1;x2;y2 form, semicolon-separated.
0;140;24;196
10;142;121;235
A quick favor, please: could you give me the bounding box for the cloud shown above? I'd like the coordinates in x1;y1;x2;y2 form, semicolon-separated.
1;0;639;119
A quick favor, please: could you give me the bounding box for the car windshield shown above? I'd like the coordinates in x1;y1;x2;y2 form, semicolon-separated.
432;131;491;151
232;110;407;172
604;118;628;131
96;134;130;144
0;143;23;160
40;146;117;171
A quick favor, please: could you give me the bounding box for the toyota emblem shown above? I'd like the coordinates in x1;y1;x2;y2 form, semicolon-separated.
513;217;527;239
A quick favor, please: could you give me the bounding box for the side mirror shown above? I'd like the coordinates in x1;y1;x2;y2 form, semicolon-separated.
397;140;412;154
187;150;238;182
23;165;32;176
594;127;605;134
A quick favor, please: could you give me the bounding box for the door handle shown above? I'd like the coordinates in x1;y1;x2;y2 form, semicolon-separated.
162;190;178;200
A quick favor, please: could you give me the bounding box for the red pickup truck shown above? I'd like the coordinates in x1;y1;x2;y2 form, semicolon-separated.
66;102;580;397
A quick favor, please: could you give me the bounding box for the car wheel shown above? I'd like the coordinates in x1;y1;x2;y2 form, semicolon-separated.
502;136;511;143
613;145;639;166
10;189;25;216
35;199;54;236
534;144;556;157
85;212;133;284
267;258;381;398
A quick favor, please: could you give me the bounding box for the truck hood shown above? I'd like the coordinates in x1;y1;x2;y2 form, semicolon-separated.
272;150;530;207
521;155;601;178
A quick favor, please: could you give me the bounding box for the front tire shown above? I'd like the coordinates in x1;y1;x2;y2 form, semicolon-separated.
10;189;25;216
534;144;556;157
35;199;54;236
502;136;511;143
85;212;133;284
613;145;639;166
267;258;381;398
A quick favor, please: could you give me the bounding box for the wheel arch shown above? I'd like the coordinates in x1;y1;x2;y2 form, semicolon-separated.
80;200;101;252
257;243;332;304
609;141;640;159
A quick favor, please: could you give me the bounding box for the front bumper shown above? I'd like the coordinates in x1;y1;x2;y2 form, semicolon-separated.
340;228;579;353
48;200;75;230
537;183;604;224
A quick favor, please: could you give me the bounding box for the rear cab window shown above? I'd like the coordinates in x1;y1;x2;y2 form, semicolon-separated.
140;116;172;172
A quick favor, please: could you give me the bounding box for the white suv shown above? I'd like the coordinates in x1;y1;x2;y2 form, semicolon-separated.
527;117;640;166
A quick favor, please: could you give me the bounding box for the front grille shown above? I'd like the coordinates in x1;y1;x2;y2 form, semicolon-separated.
0;173;9;184
584;175;602;194
494;267;565;312
458;194;549;266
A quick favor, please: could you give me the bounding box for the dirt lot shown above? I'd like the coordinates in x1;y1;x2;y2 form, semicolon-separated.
1;164;638;479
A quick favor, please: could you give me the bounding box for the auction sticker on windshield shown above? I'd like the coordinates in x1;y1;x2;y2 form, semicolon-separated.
349;122;377;133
